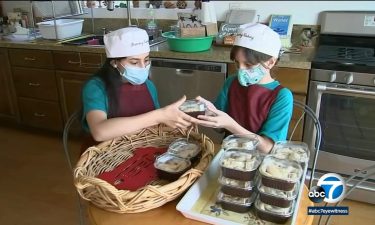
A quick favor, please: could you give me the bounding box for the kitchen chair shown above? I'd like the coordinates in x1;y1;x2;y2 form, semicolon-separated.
62;110;86;225
290;100;322;190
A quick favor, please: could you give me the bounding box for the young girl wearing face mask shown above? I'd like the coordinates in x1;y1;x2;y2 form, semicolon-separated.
81;27;196;144
196;23;293;153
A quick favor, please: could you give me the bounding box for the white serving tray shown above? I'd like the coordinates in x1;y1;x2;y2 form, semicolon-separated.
176;149;308;225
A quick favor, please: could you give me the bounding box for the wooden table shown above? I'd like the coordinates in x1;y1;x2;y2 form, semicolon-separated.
88;185;314;225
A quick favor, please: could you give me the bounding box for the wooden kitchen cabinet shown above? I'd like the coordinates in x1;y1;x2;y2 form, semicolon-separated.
0;48;17;121
18;97;63;131
8;49;54;69
9;48;62;131
227;63;310;141
53;51;103;73
271;67;309;95
53;51;102;122
12;67;58;101
56;70;91;122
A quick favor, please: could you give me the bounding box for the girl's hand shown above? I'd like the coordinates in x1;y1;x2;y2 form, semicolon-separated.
159;95;197;129
196;107;236;130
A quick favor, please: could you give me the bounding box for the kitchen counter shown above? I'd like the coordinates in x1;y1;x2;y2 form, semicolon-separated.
0;38;313;70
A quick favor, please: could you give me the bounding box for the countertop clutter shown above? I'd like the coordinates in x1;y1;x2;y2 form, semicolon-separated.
0;37;314;70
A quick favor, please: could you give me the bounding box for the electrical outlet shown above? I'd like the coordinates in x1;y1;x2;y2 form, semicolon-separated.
229;3;241;10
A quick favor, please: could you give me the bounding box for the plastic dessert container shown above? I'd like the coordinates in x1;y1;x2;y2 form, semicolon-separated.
257;181;299;208
218;175;255;198
259;155;302;191
217;191;256;213
271;141;310;165
168;138;201;164
220;148;262;181
179;100;206;118
154;153;191;181
254;196;294;224
221;134;259;151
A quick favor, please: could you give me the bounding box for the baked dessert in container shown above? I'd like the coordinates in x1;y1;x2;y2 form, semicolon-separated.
221;134;259;151
154;153;191;181
220;149;262;181
259;155;302;191
254;196;294;224
168;138;201;164
257;180;299;208
219;175;255;198
217;191;256;213
179;100;206;118
271;141;310;165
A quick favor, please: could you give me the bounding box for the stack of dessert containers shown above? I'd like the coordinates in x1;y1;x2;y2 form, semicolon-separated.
216;135;261;213
255;141;309;224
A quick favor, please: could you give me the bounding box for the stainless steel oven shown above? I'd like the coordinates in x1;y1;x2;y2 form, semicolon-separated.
304;11;375;204
305;69;375;203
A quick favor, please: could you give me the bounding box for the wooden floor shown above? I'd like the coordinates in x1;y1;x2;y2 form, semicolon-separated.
0;124;374;225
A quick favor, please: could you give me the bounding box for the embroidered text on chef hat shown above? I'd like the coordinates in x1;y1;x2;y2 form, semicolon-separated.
234;23;281;58
104;27;150;58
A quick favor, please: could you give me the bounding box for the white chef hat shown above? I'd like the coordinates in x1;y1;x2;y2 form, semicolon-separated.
104;27;150;58
234;23;281;58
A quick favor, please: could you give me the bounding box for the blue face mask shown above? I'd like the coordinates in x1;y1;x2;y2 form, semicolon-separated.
238;64;267;87
118;63;151;85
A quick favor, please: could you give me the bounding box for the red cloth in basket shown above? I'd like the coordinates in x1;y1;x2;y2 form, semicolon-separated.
97;147;167;191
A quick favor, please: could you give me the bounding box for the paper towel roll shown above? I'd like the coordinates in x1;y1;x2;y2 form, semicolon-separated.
208;1;217;24
201;1;211;24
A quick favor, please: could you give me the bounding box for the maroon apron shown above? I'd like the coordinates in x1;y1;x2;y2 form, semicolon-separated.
227;79;283;134
80;83;155;154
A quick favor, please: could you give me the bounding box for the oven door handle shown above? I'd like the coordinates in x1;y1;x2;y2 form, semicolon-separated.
317;84;375;97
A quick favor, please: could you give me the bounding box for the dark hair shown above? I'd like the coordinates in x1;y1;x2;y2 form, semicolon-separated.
230;46;272;65
93;58;124;118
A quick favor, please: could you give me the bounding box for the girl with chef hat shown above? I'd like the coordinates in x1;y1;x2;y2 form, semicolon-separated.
196;23;293;153
81;27;196;142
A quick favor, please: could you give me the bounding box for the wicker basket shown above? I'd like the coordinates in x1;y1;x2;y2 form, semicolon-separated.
73;124;214;213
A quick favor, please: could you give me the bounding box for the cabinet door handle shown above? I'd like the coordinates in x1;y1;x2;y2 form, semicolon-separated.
33;112;46;117
68;60;80;64
80;63;101;68
24;57;36;61
28;82;41;87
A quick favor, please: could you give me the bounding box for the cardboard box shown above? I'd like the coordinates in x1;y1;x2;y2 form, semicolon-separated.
177;12;203;28
180;27;206;38
204;22;218;36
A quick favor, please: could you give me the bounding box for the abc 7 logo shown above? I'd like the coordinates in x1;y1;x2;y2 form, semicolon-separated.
308;173;346;203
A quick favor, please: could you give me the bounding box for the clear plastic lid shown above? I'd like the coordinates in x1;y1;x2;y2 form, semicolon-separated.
271;141;310;164
255;196;294;216
222;134;259;151
217;191;256;206
167;138;201;159
259;155;302;182
220;149;262;172
218;175;255;189
179;100;206;113
257;180;299;200
154;153;191;173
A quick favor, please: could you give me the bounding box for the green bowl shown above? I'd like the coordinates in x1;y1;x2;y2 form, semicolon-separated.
162;31;214;53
